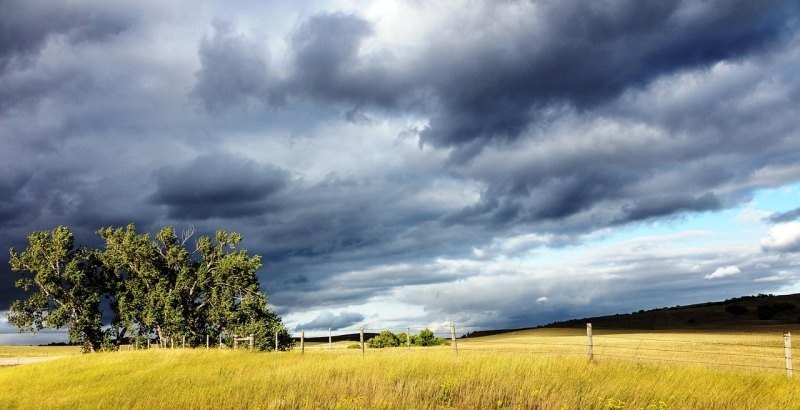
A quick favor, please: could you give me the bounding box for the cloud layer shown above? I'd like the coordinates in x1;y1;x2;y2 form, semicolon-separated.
1;0;800;340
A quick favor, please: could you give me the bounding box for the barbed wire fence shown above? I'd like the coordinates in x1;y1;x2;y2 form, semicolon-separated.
4;323;795;377
285;323;796;377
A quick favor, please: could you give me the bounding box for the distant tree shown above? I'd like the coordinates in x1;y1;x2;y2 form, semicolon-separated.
367;330;400;348
396;331;409;345
724;304;748;316
757;303;796;320
411;329;448;346
8;227;104;352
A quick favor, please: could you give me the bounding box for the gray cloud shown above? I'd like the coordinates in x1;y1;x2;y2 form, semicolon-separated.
191;21;274;113
768;208;800;223
394;238;800;329
190;1;797;159
151;153;290;220
1;1;800;342
0;0;132;73
295;311;364;331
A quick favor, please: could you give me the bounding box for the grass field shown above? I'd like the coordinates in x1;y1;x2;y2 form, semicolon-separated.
1;328;799;409
0;345;81;358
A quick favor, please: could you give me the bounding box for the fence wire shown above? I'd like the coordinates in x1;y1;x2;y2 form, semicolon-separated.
594;335;785;349
286;324;796;376
592;353;786;371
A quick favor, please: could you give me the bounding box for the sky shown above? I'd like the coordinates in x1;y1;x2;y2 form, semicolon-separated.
2;0;800;343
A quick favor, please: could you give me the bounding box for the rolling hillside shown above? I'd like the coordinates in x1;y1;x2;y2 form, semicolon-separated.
464;293;800;338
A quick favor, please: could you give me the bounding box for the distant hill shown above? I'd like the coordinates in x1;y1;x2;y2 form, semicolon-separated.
464;293;800;338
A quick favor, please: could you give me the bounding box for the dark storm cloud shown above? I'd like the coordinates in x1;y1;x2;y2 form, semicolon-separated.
191;21;274;113
418;0;795;152
151;153;290;220
287;12;406;107
0;170;33;225
0;0;132;73
191;12;412;113
616;193;722;223
2;0;800;341
192;0;797;156
294;311;364;331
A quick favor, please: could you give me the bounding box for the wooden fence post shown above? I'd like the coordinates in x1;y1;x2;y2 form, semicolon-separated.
329;328;332;351
450;322;458;355
147;338;150;349
785;332;793;377
360;327;365;356
182;335;185;349
206;335;209;349
219;334;222;349
407;327;411;352
250;334;255;350
170;337;174;349
586;323;593;361
275;332;278;351
301;330;305;354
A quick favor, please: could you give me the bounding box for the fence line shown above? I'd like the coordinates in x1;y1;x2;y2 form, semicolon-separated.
592;352;786;371
595;335;785;348
24;322;789;377
595;344;780;359
285;322;797;377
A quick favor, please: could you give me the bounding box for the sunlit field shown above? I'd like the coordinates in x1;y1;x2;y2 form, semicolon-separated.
0;345;81;357
1;327;799;409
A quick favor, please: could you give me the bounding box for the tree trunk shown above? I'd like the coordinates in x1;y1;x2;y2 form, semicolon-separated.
156;325;165;348
115;327;127;350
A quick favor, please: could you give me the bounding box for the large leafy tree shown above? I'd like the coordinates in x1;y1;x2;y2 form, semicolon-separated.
97;224;166;348
96;224;290;350
195;231;291;349
8;227;104;352
9;224;290;352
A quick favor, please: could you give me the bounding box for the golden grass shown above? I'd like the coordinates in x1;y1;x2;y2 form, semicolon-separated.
1;328;799;409
0;345;81;357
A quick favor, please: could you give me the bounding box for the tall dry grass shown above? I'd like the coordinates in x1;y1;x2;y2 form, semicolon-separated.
1;339;799;409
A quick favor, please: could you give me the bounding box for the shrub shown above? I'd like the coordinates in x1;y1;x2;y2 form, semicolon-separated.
346;343;361;349
725;304;748;316
367;331;400;348
411;329;449;347
396;331;409;345
757;303;796;320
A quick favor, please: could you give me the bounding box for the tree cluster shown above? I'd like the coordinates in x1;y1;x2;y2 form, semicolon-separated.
366;329;449;348
8;225;291;352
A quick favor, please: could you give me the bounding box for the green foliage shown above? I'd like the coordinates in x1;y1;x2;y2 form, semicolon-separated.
346;343;362;349
8;227;104;352
367;330;399;348
361;329;448;348
396;331;409;345
438;377;457;406
9;224;291;352
411;329;449;346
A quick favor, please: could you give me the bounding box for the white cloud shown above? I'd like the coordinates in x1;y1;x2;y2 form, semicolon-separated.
761;222;800;253
704;265;741;279
536;296;548;303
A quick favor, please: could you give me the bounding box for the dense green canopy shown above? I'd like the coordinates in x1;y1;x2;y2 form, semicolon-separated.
8;225;291;352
